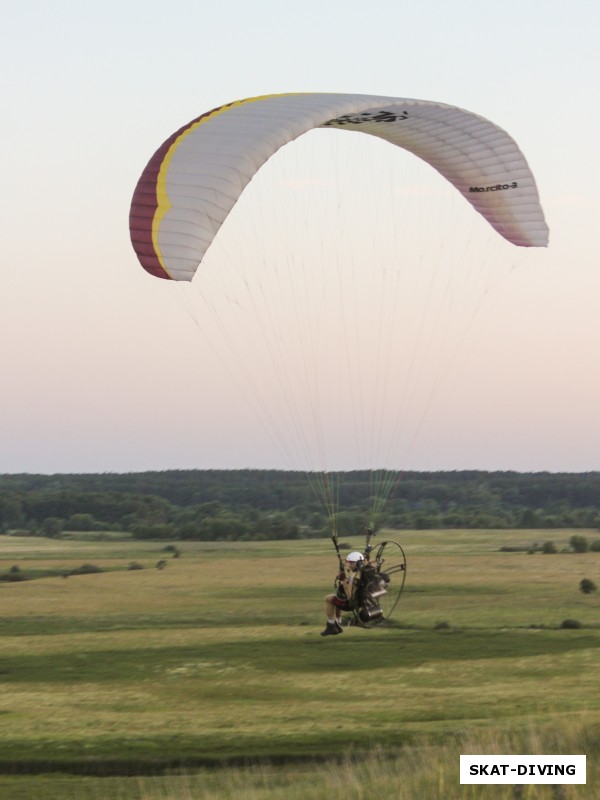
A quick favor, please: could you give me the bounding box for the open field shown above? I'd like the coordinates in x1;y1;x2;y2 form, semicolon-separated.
0;529;599;798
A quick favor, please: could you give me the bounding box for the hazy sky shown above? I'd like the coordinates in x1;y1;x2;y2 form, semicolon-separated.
2;0;599;475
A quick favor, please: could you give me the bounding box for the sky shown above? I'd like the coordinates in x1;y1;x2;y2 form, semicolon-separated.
2;0;599;475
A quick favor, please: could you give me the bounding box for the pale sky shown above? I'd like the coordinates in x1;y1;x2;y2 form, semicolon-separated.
2;0;599;474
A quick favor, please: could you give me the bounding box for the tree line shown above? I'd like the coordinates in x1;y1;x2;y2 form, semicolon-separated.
0;470;599;541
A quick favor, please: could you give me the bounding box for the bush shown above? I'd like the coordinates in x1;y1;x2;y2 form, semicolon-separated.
579;578;597;595
0;571;28;582
590;539;600;552
41;517;64;538
561;618;582;629
128;562;144;570
69;563;103;576
542;541;557;554
63;513;95;531
570;535;589;553
131;523;176;540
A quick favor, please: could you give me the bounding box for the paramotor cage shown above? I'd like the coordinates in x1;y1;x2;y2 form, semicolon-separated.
335;539;407;628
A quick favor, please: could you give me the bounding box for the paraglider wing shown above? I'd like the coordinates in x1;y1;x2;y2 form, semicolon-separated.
129;93;548;281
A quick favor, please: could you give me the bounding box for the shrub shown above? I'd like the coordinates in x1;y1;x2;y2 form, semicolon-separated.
63;513;95;531
69;564;103;576
434;621;450;630
131;523;176;540
128;562;144;570
0;571;28;582
561;619;582;629
542;541;557;554
570;535;589;553
579;578;597;595
590;539;600;552
41;517;64;538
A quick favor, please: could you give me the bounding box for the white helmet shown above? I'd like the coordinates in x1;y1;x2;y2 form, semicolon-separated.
346;551;364;563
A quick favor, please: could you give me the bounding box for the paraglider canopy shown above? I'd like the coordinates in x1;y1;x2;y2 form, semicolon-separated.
129;92;548;281
128;91;549;531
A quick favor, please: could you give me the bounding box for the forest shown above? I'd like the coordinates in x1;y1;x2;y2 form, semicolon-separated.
1;470;599;541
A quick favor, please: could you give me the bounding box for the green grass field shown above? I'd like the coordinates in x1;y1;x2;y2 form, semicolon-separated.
0;529;598;798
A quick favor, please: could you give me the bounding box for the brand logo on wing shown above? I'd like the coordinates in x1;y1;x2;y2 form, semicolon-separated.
323;110;409;126
470;182;518;193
